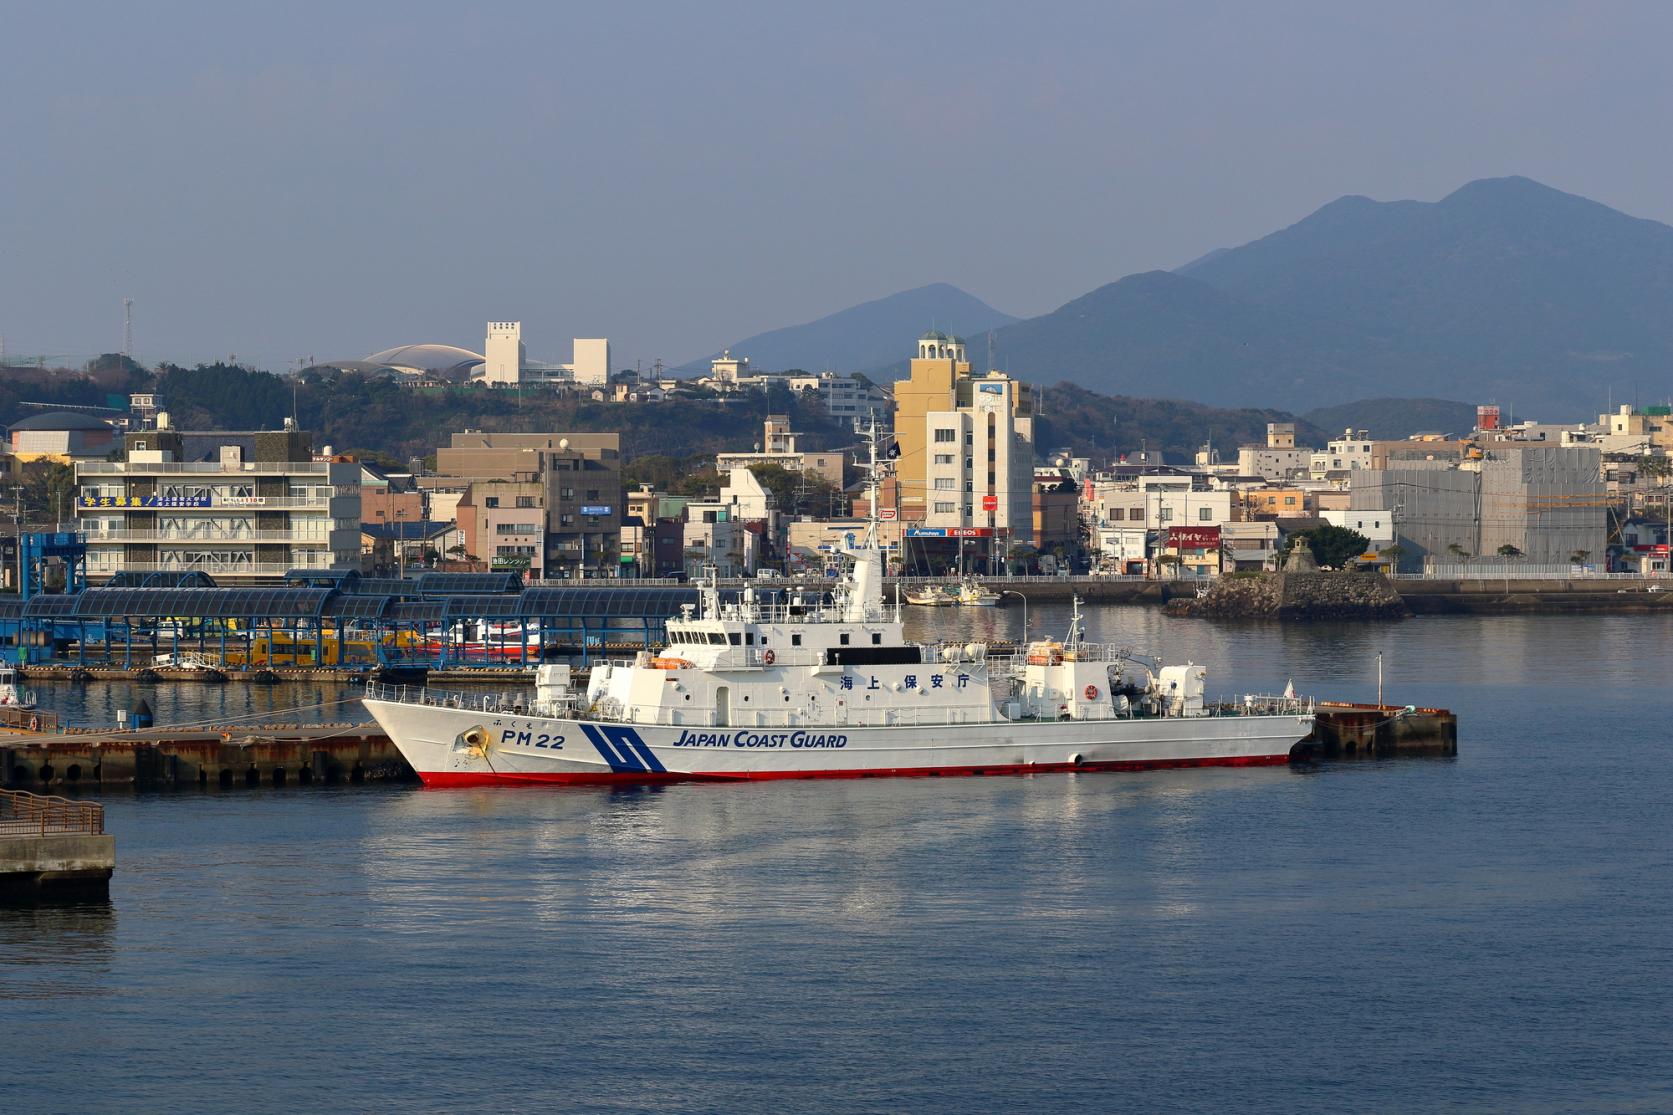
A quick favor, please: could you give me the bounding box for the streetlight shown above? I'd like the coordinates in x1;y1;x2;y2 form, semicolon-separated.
1001;589;1028;649
392;504;407;580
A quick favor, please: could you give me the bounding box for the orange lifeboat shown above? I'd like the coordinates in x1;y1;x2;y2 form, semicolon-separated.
650;656;694;670
1025;641;1064;666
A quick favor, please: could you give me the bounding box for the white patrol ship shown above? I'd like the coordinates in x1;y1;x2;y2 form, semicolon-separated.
362;425;1315;787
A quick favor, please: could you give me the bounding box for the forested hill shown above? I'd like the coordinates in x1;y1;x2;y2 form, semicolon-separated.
4;361;1333;469
1034;383;1327;461
0;361;854;464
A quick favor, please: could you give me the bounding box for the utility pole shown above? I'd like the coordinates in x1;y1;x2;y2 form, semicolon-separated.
122;298;134;358
11;485;26;598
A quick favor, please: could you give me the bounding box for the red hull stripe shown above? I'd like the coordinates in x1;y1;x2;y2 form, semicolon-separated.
418;753;1293;788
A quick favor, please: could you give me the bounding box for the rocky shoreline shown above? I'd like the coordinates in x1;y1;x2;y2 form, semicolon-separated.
1165;572;1411;621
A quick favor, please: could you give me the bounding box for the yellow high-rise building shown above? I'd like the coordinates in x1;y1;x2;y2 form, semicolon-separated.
893;331;973;522
890;331;1035;565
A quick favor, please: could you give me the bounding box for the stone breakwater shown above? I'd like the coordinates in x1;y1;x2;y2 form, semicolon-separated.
1166;572;1410;621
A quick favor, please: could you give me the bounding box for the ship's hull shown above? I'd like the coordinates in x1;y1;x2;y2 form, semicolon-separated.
364;698;1314;787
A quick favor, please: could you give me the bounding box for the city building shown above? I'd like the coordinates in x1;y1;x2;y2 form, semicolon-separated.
11;411;119;462
431;431;623;578
1237;422;1312;482
479;322;612;387
816;373;889;419
1349;445;1606;571
714;417;845;489
684;469;778;572
1309;429;1376;481
1243;486;1312;519
349;343;485;380
695;353;887;418
1032;468;1080;554
787;518;904;575
1318;508;1395;550
892;331;1035;566
360;520;454;575
359;465;425;527
75;422;361;583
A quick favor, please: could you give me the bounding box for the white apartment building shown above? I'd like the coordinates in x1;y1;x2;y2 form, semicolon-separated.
921;374;1034;539
1132;475;1235;530
817;373;888;419
715;418;846;489
1311;429;1376;480
76;424;360;583
1320;508;1394;549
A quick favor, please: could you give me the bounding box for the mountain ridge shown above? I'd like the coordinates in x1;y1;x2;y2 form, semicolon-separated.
677;282;1015;375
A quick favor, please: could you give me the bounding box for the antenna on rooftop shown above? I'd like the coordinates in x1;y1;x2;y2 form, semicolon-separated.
122;298;134;358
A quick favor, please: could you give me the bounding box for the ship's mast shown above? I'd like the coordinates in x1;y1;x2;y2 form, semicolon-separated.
838;415;889;623
862;412;881;550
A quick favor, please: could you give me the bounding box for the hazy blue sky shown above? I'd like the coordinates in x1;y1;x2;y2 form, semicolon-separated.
3;0;1671;372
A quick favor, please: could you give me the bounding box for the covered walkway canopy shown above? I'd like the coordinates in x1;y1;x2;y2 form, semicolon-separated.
7;571;797;670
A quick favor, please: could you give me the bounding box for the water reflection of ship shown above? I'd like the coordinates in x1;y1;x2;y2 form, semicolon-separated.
364;772;1289;932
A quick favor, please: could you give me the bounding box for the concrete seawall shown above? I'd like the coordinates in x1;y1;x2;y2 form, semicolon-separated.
1393;577;1673;613
0;833;116;900
897;575;1673;613
1;725;411;790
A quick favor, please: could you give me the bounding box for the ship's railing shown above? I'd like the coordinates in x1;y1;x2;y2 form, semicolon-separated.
1210;695;1316;717
0;789;105;837
706;603;846;624
364;680;1314;728
990;642;1157;667
645;643;996;671
363;682;583;719
616;703;1005;728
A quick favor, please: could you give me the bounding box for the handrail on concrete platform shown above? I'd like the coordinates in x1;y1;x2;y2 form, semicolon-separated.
0;789;105;837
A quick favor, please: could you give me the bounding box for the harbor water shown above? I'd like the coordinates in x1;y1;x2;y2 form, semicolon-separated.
4;609;1673;1112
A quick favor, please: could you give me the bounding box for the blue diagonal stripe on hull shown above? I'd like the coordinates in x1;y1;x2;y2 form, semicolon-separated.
607;727;666;773
578;723;644;773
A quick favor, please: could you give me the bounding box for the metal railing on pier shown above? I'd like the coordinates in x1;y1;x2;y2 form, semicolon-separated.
0;789;105;837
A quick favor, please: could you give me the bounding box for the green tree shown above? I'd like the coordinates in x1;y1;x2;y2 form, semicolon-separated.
1447;542;1472;563
1299;523;1370;569
1570;549;1591;565
747;463;841;518
20;461;76;526
1496;543;1523;558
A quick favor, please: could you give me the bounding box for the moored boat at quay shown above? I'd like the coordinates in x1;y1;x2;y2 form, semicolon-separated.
362;423;1315;786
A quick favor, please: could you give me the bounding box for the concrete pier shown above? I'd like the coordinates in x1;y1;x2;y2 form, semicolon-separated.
1308;703;1458;758
0;790;114;902
1;724;412;790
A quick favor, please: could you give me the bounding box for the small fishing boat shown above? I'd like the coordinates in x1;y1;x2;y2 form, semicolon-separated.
0;663;37;710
